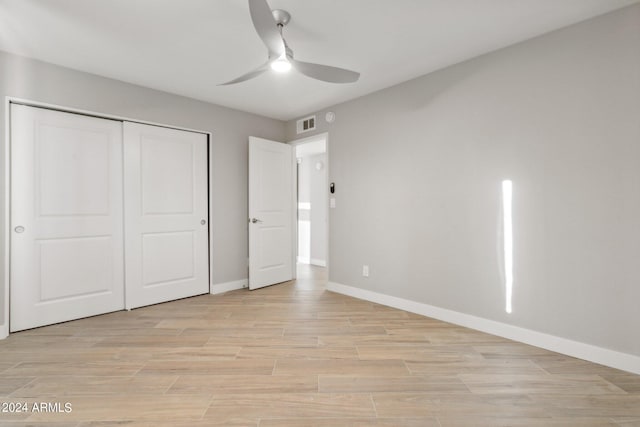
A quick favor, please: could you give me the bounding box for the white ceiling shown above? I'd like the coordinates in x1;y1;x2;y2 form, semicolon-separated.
0;0;637;121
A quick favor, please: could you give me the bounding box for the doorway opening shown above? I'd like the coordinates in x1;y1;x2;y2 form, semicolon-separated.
293;133;328;283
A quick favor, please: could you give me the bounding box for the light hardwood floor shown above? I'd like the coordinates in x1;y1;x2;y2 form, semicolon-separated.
1;265;639;426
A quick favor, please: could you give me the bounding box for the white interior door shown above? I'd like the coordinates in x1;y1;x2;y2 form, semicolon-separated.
10;104;125;332
249;137;295;290
124;122;209;309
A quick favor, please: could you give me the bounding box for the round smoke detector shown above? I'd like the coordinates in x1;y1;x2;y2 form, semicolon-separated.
325;112;335;123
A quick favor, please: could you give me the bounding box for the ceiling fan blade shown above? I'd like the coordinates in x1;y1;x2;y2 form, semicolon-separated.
248;0;285;56
219;61;270;85
291;60;360;84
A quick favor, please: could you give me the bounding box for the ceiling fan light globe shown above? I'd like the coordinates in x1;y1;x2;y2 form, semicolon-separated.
271;57;292;73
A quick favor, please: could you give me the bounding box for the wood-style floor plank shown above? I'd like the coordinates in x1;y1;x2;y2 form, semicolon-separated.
168;375;317;394
318;333;430;347
459;373;627;395
2;361;144;377
372;393;550;418
318;375;469;394
204;393;376;420
436;417;621;426
528;395;640;417
11;375;177;397
258;417;441;426
405;358;548;375
356;344;483;362
273;359;410;376
0;264;638;425
137;359;275;376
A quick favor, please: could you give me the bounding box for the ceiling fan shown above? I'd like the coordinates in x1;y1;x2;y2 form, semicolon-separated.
220;0;360;85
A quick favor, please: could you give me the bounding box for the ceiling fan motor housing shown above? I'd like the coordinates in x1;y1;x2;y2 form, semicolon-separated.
272;9;291;26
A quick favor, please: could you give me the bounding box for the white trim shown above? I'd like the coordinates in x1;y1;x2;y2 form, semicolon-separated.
298;202;311;210
289;132;329;148
324;133;329;272
297;256;310;264
210;279;247;295
291;146;297;280
290;132;330;273
310;258;326;267
3;97;11;338
327;281;640;375
208;133;214;296
7;97;209;135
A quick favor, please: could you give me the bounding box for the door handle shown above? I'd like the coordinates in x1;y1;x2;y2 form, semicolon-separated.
251;218;263;223
14;226;25;233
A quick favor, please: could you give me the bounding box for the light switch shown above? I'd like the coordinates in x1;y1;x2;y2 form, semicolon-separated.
330;198;336;208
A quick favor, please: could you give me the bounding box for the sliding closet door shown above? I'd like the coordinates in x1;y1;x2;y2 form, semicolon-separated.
123;122;209;309
10;104;125;332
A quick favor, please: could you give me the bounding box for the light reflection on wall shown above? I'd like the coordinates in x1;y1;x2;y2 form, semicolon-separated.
502;180;513;314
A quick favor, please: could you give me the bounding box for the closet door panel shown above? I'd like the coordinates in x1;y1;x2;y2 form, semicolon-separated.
10;105;125;332
124;122;209;309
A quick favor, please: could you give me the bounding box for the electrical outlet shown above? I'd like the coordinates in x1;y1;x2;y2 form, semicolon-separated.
362;265;369;277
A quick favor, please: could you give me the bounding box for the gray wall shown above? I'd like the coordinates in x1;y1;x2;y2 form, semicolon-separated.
0;51;285;328
286;5;640;356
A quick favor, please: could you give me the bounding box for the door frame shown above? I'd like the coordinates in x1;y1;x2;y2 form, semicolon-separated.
289;132;330;276
2;96;214;338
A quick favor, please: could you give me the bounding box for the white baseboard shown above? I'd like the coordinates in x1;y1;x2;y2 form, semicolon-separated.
0;283;248;339
310;258;326;267
297;256;310;264
210;279;247;295
327;281;640;375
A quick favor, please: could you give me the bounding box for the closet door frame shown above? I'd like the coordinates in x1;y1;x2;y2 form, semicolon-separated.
2;97;213;338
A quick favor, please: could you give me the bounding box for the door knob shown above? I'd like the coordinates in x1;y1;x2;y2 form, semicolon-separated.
14;226;25;233
201;219;206;225
251;218;263;223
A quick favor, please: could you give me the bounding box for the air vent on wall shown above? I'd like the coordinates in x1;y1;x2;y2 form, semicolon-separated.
296;115;316;134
